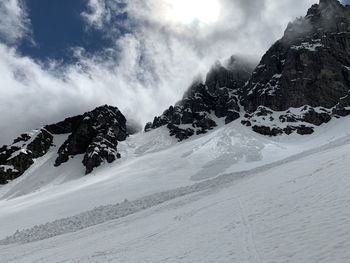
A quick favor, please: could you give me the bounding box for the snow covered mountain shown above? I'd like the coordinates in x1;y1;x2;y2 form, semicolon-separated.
1;0;350;262
146;0;350;138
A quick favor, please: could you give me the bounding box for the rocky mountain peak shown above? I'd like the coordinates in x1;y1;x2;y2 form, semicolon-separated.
205;56;253;94
146;1;350;139
284;0;347;44
52;105;127;174
144;56;255;141
0;105;128;184
319;0;341;9
237;0;350;136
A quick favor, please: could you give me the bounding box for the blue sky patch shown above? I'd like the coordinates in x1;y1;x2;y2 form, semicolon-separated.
18;0;128;63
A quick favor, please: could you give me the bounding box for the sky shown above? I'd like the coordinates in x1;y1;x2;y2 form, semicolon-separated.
0;0;329;144
17;0;125;62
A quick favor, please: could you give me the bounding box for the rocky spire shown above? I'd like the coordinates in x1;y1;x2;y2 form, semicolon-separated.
319;0;340;7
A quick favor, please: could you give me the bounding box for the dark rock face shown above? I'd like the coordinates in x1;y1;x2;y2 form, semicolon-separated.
54;105;127;174
45;116;82;135
252;126;283;136
145;56;254;141
82;136;122;174
0;105;127;184
241;0;350;133
244;0;350;112
0;129;53;184
146;1;350;139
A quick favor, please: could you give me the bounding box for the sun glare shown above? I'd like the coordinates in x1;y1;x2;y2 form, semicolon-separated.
164;0;221;25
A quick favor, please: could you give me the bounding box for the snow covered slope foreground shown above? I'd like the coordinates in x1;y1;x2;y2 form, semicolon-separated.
0;117;350;262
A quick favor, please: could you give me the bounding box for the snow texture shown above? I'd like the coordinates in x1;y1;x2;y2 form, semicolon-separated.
1;117;350;262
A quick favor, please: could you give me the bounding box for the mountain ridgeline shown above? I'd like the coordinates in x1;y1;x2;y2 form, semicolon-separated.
1;0;350;184
146;0;350;138
144;56;254;140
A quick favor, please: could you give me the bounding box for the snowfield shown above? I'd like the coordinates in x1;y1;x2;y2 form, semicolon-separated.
1;117;350;262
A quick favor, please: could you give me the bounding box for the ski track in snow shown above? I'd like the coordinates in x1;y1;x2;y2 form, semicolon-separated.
1;133;350;246
238;199;262;263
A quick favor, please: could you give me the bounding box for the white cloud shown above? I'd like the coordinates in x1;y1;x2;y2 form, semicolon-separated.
82;0;110;29
0;0;31;44
0;36;202;144
0;0;319;144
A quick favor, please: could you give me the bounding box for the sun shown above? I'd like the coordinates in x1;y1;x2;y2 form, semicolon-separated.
164;0;221;25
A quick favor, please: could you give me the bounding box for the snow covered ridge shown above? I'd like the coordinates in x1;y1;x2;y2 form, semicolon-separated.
240;105;334;136
0;105;128;184
146;0;350;140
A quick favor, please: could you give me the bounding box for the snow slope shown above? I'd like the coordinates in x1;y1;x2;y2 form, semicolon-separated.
1;117;350;262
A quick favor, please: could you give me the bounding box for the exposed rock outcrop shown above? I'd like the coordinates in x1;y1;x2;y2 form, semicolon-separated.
145;56;254;141
0;105;127;184
53;105;127;174
0;129;53;184
241;0;350;134
146;0;350;138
